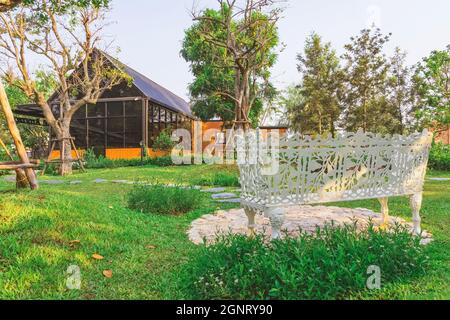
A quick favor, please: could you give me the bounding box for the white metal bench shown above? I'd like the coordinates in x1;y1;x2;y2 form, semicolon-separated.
237;129;433;239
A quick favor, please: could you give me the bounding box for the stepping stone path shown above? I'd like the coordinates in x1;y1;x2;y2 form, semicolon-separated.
93;179;108;183
187;205;433;246
201;187;226;193
3;176;16;182
112;180;133;184
217;198;241;204
212;193;238;200
42;180;65;185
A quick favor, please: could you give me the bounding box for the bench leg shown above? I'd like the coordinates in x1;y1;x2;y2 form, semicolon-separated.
244;208;257;236
410;193;423;235
377;197;389;228
264;207;285;240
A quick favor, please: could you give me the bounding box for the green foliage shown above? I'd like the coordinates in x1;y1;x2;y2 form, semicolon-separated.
127;184;205;216
289;33;343;136
153;129;176;152
285;29;421;136
83;148;175;169
174;223;428;300
191;171;240;187
429;141;450;171
181;4;279;126
2;70;55;154
387;47;416;135
341;29;401;134
413;46;450;129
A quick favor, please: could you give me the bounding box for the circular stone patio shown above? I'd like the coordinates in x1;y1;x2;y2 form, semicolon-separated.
188;205;433;245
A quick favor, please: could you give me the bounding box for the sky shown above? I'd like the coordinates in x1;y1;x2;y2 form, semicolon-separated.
102;0;449;101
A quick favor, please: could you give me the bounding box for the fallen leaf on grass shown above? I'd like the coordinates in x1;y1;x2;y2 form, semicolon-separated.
146;245;157;250
69;240;81;246
92;254;104;260
103;270;113;278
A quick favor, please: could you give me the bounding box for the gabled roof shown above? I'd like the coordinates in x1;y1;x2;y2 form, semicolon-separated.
15;50;193;119
102;52;193;118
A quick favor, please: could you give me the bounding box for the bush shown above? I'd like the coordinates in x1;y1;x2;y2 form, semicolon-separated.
127;184;205;215
153;130;176;151
174;223;428;300
83;148;176;169
191;171;240;187
429;142;450;171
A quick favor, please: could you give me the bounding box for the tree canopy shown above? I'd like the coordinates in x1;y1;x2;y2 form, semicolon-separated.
187;0;281;130
413;46;450;129
287;33;342;136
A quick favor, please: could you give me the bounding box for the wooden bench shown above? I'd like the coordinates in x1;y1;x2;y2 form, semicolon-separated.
237;129;433;239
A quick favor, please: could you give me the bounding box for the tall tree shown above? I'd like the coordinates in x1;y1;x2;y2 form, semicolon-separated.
289;33;342;136
1;69;56;157
0;0;126;175
0;0;37;189
412;45;450;130
341;28;399;134
182;8;237;125
386;47;415;134
191;0;281;130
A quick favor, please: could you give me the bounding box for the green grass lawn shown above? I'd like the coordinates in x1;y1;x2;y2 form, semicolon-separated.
0;165;448;300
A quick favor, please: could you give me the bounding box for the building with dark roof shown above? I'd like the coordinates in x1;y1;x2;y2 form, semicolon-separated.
15;52;195;159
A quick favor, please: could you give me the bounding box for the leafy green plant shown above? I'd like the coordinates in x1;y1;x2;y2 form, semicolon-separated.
83;148;175;169
191;171;240;187
173;223;429;300
127;184;205;215
153;129;176;152
429;141;450;171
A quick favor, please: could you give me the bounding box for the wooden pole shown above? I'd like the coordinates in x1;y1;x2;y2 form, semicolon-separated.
0;81;39;190
0;136;29;188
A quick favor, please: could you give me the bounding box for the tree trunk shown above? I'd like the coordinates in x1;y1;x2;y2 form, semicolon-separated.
0;81;39;190
15;168;29;188
0;136;28;189
58;124;73;176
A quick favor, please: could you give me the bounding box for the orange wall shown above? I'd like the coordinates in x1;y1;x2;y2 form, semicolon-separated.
49;150;85;161
433;126;450;145
48;123;289;160
50;148;168;161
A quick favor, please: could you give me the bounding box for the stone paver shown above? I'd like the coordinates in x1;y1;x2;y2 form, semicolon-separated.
93;179;108;183
211;193;237;199
188;205;433;245
42;180;65;185
428;178;450;181
3;176;16;182
112;180;133;184
217;198;241;204
70;181;83;185
201;187;226;193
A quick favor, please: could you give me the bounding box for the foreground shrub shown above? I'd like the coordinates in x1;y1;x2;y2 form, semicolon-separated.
127;184;204;215
174;223;428;300
429;142;450;171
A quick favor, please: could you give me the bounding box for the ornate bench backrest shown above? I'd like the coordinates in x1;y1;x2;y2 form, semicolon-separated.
238;130;433;208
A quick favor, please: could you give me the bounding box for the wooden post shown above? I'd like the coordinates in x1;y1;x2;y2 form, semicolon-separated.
0;136;28;188
0;81;39;190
